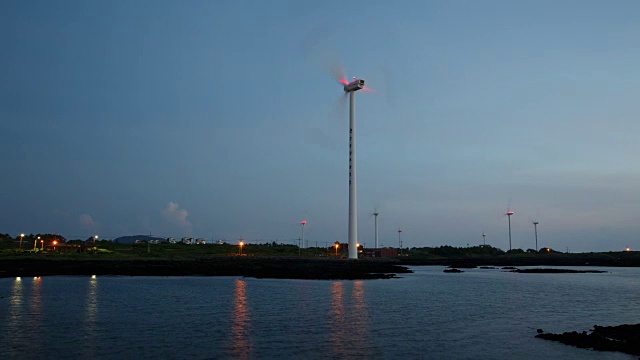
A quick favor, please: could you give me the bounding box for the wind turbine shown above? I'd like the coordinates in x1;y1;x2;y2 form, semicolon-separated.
533;221;539;251
337;72;371;259
373;208;380;249
505;208;514;251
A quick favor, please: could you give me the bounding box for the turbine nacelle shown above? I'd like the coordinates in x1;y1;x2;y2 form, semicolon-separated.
344;78;365;92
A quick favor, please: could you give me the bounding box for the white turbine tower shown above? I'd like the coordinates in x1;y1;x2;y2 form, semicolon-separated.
373;209;379;249
342;76;366;259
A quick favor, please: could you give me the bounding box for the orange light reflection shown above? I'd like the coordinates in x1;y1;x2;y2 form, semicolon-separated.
231;279;252;359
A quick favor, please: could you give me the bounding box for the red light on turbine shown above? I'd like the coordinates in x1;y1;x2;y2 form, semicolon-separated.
301;220;307;225
339;79;348;85
506;211;514;215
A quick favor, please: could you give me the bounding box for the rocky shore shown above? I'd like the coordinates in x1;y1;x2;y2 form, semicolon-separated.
536;324;640;356
0;257;413;280
510;268;607;274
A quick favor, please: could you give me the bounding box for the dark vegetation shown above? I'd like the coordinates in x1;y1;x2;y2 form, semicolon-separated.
536;324;640;356
400;245;640;267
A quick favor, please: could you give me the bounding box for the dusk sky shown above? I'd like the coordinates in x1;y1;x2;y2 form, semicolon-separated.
2;1;640;252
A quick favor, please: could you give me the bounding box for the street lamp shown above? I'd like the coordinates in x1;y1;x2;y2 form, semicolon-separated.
335;243;339;256
20;233;24;250
52;240;58;251
40;239;44;250
94;235;98;246
34;236;40;251
239;241;244;256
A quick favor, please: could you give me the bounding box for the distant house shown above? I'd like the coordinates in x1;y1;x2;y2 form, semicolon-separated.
216;239;225;245
362;247;398;258
167;237;176;244
196;238;206;245
181;237;193;245
135;239;146;244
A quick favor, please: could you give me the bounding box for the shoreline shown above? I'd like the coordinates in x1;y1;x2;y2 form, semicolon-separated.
0;257;413;280
398;253;640;267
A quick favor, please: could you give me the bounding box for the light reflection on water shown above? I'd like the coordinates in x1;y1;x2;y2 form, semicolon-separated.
231;279;252;359
329;281;372;359
6;277;24;357
9;278;23;329
329;281;346;355
85;275;98;332
28;276;43;354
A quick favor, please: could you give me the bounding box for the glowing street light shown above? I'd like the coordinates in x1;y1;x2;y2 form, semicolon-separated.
626;247;631;252
335;243;339;256
52;240;58;251
40;239;44;250
94;235;98;246
20;233;25;249
34;236;40;251
239;241;244;256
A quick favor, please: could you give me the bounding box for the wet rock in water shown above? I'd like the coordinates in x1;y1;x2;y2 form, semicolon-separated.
513;268;607;274
536;329;544;333
443;268;464;273
535;323;640;356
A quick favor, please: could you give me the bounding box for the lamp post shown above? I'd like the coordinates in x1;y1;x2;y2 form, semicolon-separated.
398;228;403;256
34;236;40;251
40;239;44;250
94;235;98;247
20;233;24;250
239;241;244;256
335;243;339;256
52;240;58;251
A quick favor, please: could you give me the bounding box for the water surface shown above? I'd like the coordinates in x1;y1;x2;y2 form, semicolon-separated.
1;266;637;359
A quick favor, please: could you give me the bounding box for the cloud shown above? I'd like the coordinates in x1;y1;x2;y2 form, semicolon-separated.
79;214;99;230
162;202;192;232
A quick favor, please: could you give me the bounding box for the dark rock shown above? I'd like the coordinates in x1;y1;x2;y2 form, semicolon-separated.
536;323;640;356
513;268;607;274
443;268;464;273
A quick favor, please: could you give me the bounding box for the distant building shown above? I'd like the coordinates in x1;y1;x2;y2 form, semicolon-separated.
181;237;193;245
362;247;398;258
216;239;225;245
135;239;146;244
167;237;176;244
196;238;206;245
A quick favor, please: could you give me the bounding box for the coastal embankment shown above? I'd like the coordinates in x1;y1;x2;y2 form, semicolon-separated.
398;252;640;268
0;257;412;280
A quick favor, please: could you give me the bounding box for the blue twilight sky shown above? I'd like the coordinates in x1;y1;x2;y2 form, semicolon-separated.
2;0;640;252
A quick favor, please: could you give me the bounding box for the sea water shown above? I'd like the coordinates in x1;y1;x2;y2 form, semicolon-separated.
0;266;638;359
